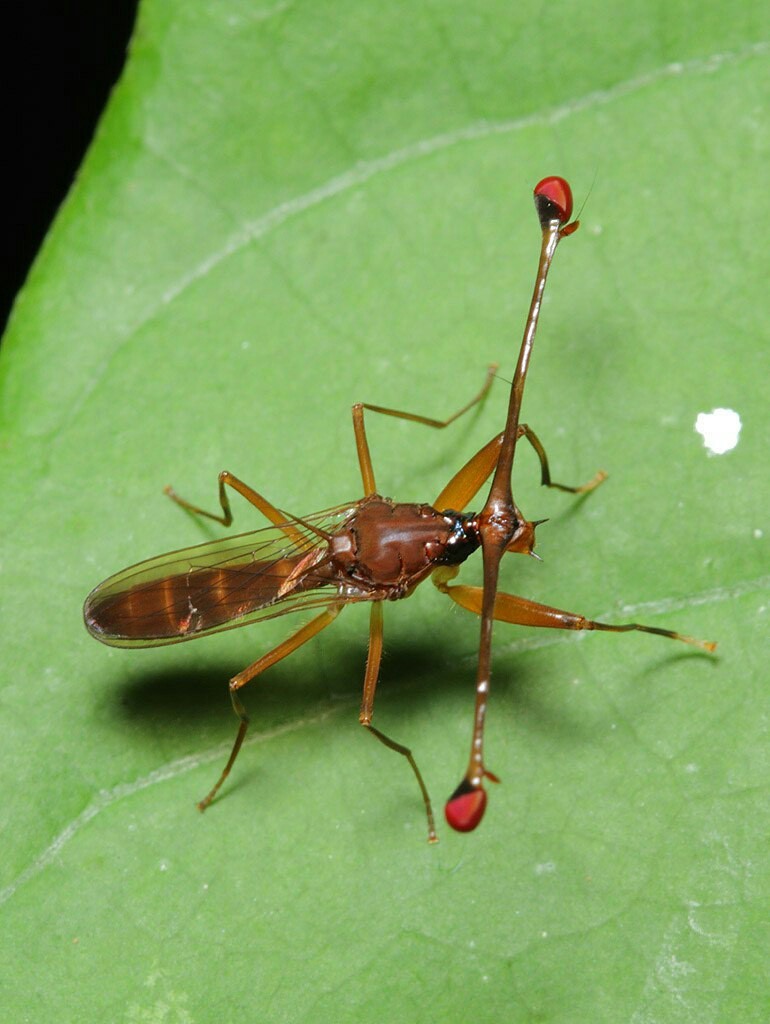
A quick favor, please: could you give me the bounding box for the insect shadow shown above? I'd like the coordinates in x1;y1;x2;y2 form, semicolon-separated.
115;635;465;735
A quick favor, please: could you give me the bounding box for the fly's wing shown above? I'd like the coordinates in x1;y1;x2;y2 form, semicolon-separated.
84;504;358;648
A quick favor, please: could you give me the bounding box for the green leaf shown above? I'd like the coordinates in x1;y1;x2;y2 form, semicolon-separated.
2;3;768;1021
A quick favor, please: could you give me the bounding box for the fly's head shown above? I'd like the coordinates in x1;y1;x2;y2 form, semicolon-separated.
505;514;547;559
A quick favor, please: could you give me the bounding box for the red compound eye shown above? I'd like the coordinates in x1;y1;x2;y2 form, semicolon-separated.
534;176;573;224
445;784;487;833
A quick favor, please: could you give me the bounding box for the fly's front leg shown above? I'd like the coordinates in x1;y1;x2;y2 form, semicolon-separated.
435;582;717;652
165;470;305;545
434;433;504;511
518;424;606;494
197;602;344;811
432;423;605;515
352;365;497;495
359;601;437;842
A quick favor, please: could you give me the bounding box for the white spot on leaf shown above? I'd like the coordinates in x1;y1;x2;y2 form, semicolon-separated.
695;408;741;454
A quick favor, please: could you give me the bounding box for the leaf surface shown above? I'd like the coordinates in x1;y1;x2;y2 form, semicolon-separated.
1;4;768;1021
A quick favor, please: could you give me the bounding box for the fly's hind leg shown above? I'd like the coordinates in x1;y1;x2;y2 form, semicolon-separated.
197;602;344;811
359;602;437;842
165;470;305;545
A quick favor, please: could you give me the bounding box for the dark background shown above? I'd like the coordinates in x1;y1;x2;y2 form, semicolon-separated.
2;3;138;336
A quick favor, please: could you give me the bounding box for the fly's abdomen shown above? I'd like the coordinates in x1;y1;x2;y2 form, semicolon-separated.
84;557;301;648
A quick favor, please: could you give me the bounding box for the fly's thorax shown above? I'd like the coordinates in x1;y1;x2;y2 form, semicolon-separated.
328;496;479;592
436;511;481;566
